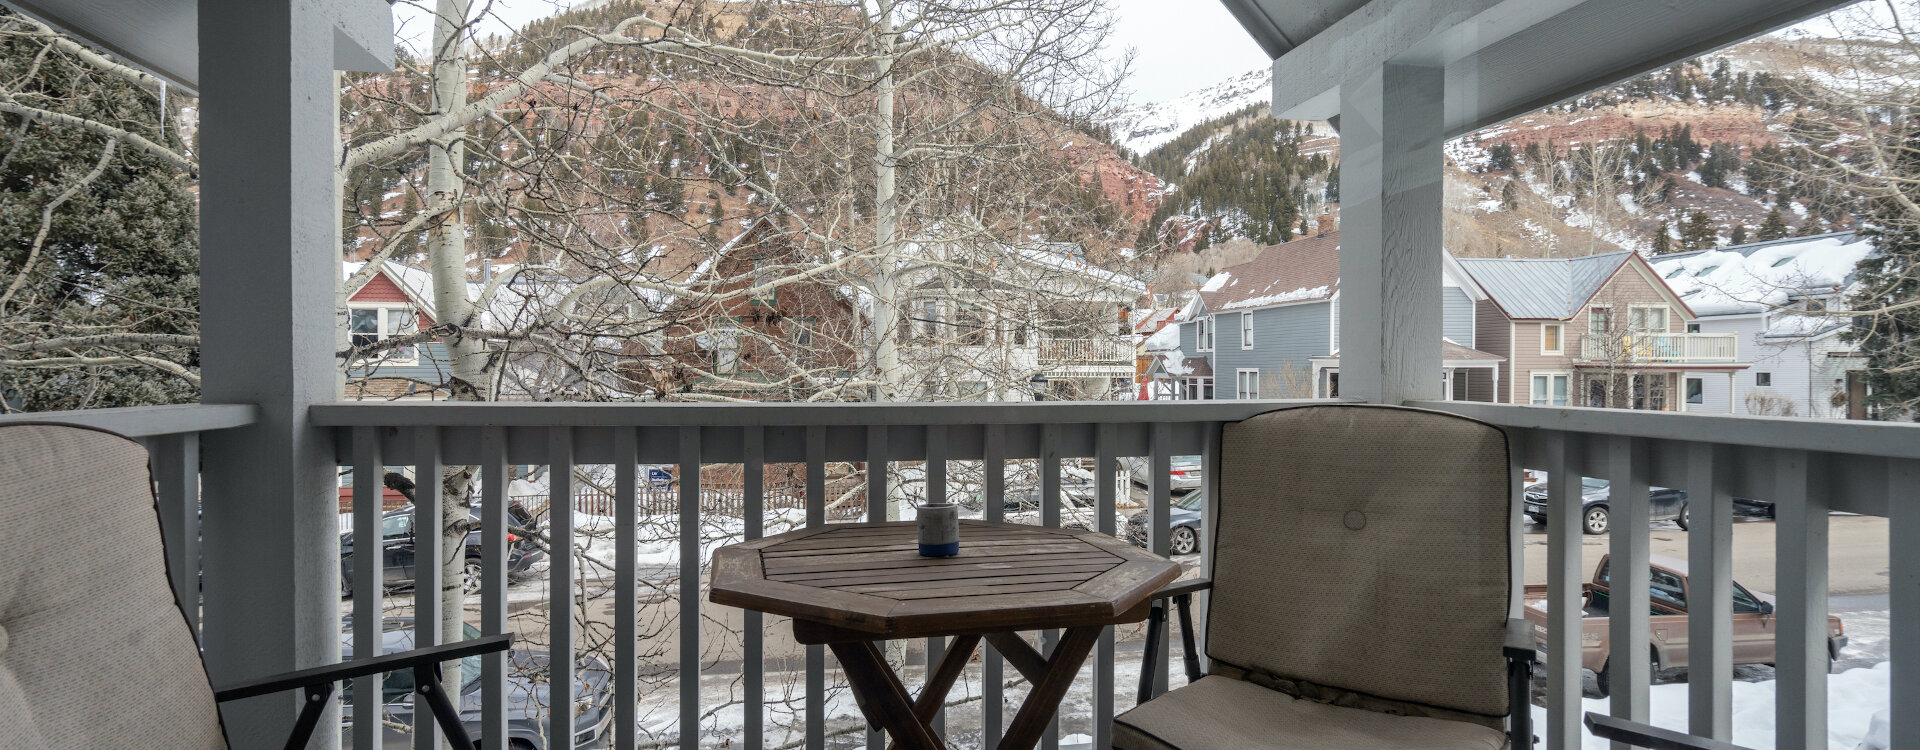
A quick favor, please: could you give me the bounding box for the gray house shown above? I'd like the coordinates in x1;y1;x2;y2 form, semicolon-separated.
1146;231;1500;400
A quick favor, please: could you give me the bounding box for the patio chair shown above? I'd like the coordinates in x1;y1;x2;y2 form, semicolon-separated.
0;423;508;749
1112;404;1535;749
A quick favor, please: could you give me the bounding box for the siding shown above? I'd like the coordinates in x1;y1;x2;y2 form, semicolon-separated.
1688;313;1860;418
1213;301;1331;398
349;341;455;384
1508;321;1576;403
1443;287;1475;348
1475;300;1512;402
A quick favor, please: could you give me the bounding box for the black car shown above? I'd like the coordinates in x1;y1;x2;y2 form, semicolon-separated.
340;618;613;749
1524;478;1688;535
341;503;545;598
1125;488;1204;555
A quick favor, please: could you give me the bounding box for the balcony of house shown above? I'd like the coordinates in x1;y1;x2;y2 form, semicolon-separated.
1578;332;1742;365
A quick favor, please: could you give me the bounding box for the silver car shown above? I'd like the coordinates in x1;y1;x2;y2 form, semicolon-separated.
1120;455;1202;492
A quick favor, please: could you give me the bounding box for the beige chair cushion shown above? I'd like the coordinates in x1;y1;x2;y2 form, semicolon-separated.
1113;675;1507;750
1207;404;1512;718
0;425;226;749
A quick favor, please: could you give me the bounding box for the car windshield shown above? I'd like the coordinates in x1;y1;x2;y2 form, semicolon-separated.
1172;490;1204;511
1583;477;1609;490
380;513;410;537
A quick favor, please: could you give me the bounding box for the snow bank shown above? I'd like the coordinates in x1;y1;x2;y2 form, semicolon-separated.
1531;661;1891;750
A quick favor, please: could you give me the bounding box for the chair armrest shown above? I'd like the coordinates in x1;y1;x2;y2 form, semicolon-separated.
1149;577;1212;601
1505;618;1537;662
1583;713;1752;750
212;633;512;703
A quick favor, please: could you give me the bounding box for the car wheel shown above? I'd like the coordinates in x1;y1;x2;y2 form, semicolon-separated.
1676;503;1690;531
1169;526;1198;556
1583;506;1610;535
461;558;483;596
1593;652;1659;699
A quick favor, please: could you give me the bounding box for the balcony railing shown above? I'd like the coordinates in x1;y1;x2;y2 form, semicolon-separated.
1579;332;1739;363
1037;337;1132;366
6;399;1914;750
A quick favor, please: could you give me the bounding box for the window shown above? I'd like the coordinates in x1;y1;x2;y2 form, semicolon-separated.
1686;322;1701;333
1651;567;1688;610
1755;372;1772;387
1184;376;1214;400
1664;267;1686;279
1541;323;1563;355
1732;583;1766;614
348;305;419;365
1236;369;1260;399
1686;377;1704;405
1630;305;1668;332
960;381;989;400
955;306;988;346
1805;298;1827;313
1589;307;1611;334
1531;373;1570;406
750;257;777;304
920;300;945;340
1240;312;1254;349
789;318;817;365
712;323;741;373
380;513;411;538
1196;316;1215;351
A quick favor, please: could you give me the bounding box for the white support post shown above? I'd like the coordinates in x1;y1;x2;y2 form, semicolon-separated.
1336;62;1444;405
195;1;388;745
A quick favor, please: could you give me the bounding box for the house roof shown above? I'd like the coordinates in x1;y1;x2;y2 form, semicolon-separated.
1456;251;1636;320
1197;232;1342;314
1443;340;1505;362
1648;232;1870;318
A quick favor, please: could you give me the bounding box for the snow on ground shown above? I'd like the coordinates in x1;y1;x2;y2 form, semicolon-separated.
1530;662;1891;750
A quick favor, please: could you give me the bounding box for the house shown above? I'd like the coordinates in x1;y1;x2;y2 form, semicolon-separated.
1649;232;1874;418
1132;308;1181;399
341;261;454;401
1458;250;1747;410
1147;231;1502;401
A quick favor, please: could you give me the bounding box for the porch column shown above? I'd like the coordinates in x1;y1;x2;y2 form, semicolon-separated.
1337;63;1445;404
196;1;391;745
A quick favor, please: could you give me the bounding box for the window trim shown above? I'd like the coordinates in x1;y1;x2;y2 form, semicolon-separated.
1196;315;1215;352
348;303;421;366
1236;368;1260;399
1685;376;1705;405
711;318;743;374
748;256;778;305
1184;376;1214;401
1531;371;1571;406
1755;372;1772;387
1588;305;1612;335
1240;312;1254;349
1628;303;1670;333
1540;322;1564;356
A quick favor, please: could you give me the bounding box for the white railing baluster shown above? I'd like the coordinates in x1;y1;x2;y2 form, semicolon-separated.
1040;423;1062;750
1685;441;1733;741
1094;423;1117;749
746;426;767;750
615;427;639;750
350;426;383;750
1774;449;1829;750
679;425;702;750
414;426;444;750
1606;436;1651;750
1890;458;1920;750
480;427;509;744
864;425;886;750
982;423;1006;750
925;424;949;738
1148;422;1172;698
1544;431;1581;750
549;427;577;750
805;425;826;750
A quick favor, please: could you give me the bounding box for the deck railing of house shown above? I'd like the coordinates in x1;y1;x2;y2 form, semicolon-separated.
4;399;1914;750
1037;337;1132;366
1580;332;1740;363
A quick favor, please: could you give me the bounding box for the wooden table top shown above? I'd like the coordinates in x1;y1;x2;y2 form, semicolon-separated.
709;520;1181;639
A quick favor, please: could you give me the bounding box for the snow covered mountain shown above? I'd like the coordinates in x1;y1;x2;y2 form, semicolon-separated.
1102;67;1272;156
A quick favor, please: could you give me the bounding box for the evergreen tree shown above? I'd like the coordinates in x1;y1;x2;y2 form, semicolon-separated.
1651;221;1671;254
1;13;199;410
1758;208;1790;240
1799;215;1826;236
1487;142;1516;172
1730;223;1747;246
1679;209;1717;250
1500;180;1519;210
1843;121;1920;418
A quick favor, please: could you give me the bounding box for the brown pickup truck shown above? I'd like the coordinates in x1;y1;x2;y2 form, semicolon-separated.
1523;554;1846;697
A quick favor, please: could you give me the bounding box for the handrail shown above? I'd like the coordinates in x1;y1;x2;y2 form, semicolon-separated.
0;403;258;436
310;398;1332;428
1414;400;1920;461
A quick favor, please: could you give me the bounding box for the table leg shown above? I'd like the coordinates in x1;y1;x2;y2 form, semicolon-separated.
876;634;982;750
1000;626;1104;750
828;640;944;750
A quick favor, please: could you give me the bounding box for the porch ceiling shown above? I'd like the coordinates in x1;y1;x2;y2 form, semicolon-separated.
0;0;397;94
1220;0;1856;138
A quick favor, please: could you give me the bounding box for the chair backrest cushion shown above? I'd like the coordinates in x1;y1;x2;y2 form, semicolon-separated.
1206;404;1512;719
0;424;225;748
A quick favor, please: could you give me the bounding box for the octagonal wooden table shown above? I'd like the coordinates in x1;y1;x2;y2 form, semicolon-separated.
710;519;1180;750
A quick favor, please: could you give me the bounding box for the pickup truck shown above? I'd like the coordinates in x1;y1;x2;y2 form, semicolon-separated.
1523;554;1846;697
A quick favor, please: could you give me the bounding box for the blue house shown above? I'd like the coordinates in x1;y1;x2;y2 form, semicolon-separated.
341;261;457;400
1146;231;1501;400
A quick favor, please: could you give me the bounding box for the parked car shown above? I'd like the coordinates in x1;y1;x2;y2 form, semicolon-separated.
340;503;545;598
1522;472;1774;526
960;484;1095;513
1124;487;1204;555
1119;454;1202;492
340;618;614;749
1523;478;1689;535
1523;554;1846;698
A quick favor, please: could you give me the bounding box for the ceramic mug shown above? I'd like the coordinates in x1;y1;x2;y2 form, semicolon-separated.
917;502;959;557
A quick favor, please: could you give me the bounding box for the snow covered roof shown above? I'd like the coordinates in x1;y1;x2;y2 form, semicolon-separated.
1649;232;1871;318
1142;320;1181;351
1196;232;1342;313
1457;251;1635;320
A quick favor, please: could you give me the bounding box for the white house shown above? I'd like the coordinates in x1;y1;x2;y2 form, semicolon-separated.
1650;232;1874;419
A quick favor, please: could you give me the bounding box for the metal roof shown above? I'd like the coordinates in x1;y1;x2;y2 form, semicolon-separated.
1456;251;1632;320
